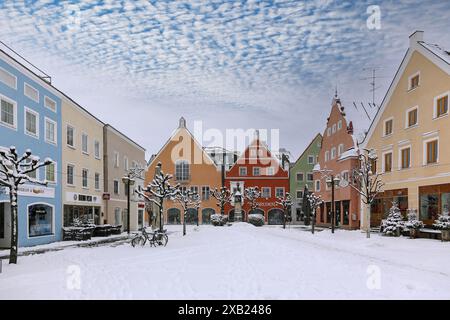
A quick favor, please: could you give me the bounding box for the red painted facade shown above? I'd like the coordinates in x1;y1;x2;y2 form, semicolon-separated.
225;137;289;224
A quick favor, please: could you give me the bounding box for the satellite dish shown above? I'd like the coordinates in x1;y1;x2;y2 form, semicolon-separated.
339;179;349;188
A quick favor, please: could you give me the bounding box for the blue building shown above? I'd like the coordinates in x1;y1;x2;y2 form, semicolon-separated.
0;47;62;248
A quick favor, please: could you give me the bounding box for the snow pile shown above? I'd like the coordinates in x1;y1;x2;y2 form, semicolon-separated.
433;208;450;230
211;214;228;226
382;202;405;236
248;214;264;227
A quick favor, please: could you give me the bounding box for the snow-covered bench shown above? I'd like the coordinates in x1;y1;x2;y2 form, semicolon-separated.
418;228;441;240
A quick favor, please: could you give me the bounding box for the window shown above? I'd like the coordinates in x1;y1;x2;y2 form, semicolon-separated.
325;151;330;162
1;97;16;129
67;125;74;147
25;107;38;137
338;144;344;156
400;147;411;169
124;181;129;196
407;107;418;127
332;124;336;134
426;140;438;164
46;162;56;183
327;128;331;136
113;180;119;194
296;190;303;199
384;119;393;136
190;186;199;195
342;171;349;183
275;188;285;198
315;180;320;192
94;140;100;159
250;149;256;157
331;147;336;159
67;164;74;185
296;172;304;181
45;118;57;144
82;133;88;154
307;173;314;181
44;96;56;112
0;67;17;89
384;152;393;173
201;186;210;201
114;152;119;167
175;160;190;181
82;169;88;188
239;167;247;176
28;203;53;237
179;186;187;195
261;187;271;198
308;155;314;164
337;120;342;130
24;83;39;102
114;208;121;225
409;73;420;90
253;167;261;176
124;157;129;171
436;94;448;118
266;167;275;175
95;173;100;190
23;158;37;179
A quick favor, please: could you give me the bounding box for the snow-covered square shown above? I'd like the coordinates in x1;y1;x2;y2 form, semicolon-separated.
1;224;449;300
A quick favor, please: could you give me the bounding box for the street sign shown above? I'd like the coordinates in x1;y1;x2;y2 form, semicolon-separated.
102;193;111;200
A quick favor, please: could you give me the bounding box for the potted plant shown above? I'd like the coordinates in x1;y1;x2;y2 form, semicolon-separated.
404;209;423;239
433;207;450;242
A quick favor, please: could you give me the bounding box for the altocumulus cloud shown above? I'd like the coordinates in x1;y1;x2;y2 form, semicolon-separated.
0;0;449;158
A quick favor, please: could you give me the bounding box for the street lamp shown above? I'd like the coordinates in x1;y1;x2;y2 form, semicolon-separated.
122;175;135;234
326;174;340;233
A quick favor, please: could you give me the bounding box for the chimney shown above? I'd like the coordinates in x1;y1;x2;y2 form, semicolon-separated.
179;117;186;128
409;30;424;47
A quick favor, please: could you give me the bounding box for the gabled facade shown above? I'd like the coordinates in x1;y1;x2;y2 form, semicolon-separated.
313;96;362;230
224;132;289;224
0;48;62;247
145;117;221;225
362;31;450;228
289;133;322;224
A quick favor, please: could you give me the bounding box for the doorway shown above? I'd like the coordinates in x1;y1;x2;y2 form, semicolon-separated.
0;202;11;248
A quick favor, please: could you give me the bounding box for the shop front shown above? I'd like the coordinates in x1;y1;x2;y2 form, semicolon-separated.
0;201;11;248
419;183;450;226
64;192;102;226
370;189;408;227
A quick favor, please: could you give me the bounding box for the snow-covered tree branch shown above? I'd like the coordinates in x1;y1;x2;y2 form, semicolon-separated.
276;192;292;229
173;190;201;235
307;191;323;234
244;186;261;212
0;146;53;264
210;186;233;216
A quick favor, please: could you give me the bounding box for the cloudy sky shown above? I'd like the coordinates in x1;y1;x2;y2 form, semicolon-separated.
0;0;449;160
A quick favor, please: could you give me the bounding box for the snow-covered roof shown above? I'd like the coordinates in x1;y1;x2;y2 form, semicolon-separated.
338;148;358;161
420;42;450;65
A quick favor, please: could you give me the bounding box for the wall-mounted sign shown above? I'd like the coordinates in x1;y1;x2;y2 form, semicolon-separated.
102;193;111;200
138;203;145;208
1;185;55;198
66;192;102;204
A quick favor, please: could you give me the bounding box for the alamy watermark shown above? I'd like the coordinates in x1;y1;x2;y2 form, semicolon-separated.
366;5;381;30
366;264;381;290
66;264;81;290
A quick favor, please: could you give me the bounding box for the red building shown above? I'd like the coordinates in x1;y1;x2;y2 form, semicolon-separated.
225;133;290;224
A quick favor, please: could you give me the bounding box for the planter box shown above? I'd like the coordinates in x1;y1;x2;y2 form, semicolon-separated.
409;228;419;239
441;229;450;242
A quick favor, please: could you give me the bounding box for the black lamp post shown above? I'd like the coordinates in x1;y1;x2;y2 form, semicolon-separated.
122;175;135;234
326;175;340;233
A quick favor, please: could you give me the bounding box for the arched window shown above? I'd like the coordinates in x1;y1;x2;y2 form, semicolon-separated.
167;208;181;225
202;208;215;224
28;203;54;237
175;160;190;181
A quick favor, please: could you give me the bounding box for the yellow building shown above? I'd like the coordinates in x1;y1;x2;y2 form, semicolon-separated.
145;117;222;225
362;31;450;228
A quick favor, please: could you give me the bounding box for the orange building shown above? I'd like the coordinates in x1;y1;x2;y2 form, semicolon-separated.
313;95;374;230
225;132;290;224
145;117;222;225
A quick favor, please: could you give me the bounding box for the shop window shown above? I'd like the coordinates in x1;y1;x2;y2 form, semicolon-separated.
28;203;53;237
343;200;350;225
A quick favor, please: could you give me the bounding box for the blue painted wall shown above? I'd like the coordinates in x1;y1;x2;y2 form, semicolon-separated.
0;55;62;247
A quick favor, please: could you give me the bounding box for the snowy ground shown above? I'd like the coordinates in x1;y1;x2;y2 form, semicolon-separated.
1;223;450;299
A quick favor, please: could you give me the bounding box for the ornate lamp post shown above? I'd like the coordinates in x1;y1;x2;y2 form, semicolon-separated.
325;174;340;233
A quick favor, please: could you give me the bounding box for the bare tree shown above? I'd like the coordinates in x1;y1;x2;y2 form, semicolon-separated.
244;186;261;217
307;191;323;234
210;186;233;216
173;190;201;236
349;148;384;238
135;163;179;232
276;192;292;229
0;147;53;264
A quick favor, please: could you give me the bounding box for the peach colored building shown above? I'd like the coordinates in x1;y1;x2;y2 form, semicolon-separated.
313;95;371;230
145;117;222;225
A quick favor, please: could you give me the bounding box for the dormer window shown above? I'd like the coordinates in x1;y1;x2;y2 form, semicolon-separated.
337;120;342;130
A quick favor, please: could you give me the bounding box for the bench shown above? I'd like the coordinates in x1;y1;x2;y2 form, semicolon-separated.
418;228;441;240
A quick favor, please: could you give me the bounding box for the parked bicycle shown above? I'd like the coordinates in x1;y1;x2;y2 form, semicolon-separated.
131;228;168;247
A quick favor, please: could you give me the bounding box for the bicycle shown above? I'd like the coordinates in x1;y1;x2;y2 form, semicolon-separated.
131;228;168;247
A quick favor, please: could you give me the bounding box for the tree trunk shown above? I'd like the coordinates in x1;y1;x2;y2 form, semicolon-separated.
159;199;164;232
9;187;18;264
312;213;315;234
366;203;371;239
183;210;186;236
283;209;286;229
